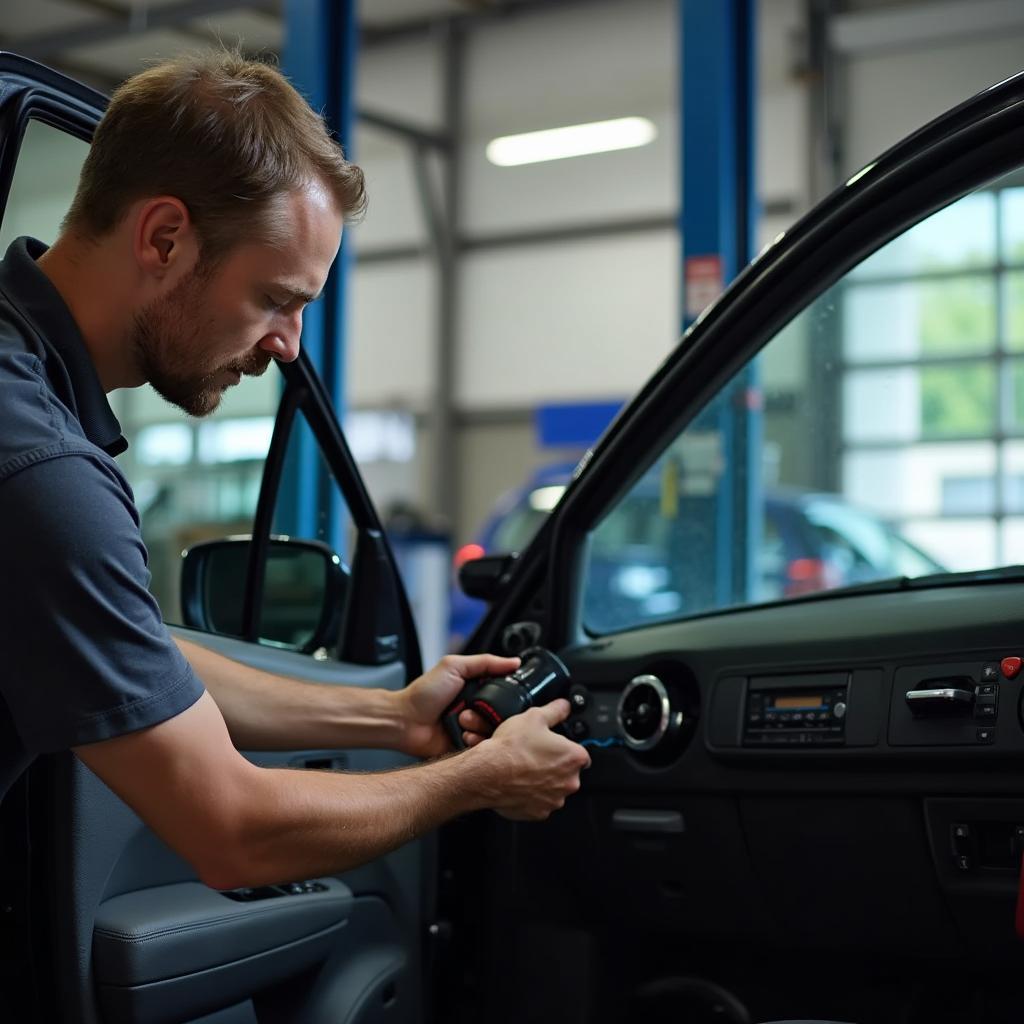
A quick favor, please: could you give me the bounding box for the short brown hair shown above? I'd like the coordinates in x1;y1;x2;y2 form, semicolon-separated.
64;50;366;261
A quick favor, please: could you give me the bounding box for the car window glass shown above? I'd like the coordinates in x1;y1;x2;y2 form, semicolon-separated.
492;490;562;553
803;503;889;567
581;166;1024;635
260;410;353;655
129;394;276;622
756;512;787;602
273;411;354;564
0;119;88;250
889;535;942;578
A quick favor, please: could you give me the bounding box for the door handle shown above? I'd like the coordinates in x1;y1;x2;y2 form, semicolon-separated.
611;809;684;834
905;687;975;715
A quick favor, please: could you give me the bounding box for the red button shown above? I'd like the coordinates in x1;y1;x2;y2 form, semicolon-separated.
1001;656;1022;679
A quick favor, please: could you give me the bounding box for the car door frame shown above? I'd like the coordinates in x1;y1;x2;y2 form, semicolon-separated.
0;52;109;1023
219;346;424;674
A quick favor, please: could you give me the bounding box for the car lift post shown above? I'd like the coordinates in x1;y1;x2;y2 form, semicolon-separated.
680;0;761;607
279;0;358;549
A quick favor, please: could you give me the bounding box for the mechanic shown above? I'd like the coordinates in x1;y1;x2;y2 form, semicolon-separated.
0;51;589;890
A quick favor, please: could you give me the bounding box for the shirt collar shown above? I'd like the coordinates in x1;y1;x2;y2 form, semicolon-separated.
0;236;127;456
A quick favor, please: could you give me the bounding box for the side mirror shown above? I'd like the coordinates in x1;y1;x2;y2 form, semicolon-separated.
180;536;349;654
458;552;519;601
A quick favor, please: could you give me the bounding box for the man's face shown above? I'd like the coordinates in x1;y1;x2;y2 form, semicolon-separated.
133;182;343;417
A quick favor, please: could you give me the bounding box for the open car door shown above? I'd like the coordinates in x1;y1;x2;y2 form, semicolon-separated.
0;54;430;1024
441;71;1024;1024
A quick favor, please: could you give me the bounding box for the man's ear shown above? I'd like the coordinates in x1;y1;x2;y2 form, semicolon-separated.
133;197;198;280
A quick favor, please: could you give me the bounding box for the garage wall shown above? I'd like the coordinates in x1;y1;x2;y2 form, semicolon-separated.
348;260;439;408
841;26;1024;178
350;0;814;541
349;0;680;414
454;231;679;408
460;1;677;237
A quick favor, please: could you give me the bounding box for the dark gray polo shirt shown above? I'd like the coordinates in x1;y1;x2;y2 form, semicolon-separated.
0;236;205;799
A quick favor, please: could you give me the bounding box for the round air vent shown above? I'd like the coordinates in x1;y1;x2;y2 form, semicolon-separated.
617;674;675;752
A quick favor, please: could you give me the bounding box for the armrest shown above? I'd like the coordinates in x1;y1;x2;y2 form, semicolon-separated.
93;878;351;986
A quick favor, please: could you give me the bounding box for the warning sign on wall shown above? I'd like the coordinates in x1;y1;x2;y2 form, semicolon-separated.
684;254;724;322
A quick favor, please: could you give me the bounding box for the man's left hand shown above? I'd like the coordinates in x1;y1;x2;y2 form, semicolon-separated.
398;653;521;759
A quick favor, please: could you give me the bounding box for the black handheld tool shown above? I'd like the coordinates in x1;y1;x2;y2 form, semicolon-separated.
442;647;571;750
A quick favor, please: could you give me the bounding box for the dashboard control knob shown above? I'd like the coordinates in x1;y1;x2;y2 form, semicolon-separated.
833;702;847;719
617;675;672;752
501;620;542;656
569;719;589;740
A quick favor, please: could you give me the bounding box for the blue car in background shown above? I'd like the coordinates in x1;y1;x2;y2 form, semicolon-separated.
449;464;945;644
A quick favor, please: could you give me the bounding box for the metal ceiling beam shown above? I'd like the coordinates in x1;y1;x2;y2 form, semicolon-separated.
358;110;453;152
7;0;277;61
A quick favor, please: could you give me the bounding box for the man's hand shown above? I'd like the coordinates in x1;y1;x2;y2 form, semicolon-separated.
397;653;520;759
465;699;591;821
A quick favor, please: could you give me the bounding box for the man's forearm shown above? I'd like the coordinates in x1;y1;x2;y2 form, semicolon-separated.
174;636;408;753
209;753;490;889
73;692;587;891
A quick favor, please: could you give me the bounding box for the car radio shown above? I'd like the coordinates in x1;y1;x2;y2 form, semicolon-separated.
743;673;849;747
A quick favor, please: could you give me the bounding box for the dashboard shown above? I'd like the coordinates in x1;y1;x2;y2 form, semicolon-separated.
515;580;1024;969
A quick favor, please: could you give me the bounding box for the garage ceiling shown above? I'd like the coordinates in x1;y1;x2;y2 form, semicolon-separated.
0;0;580;93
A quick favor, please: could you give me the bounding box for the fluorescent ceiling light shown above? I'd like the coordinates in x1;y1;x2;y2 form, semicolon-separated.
486;117;657;167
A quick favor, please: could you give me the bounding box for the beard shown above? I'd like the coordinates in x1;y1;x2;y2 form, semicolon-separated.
132;267;273;417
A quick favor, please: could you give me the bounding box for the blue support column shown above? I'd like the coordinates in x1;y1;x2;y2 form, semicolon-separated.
280;0;357;551
679;0;761;608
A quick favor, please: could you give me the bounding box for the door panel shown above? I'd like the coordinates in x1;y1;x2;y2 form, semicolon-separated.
44;630;422;1024
40;622;415;1024
447;73;1024;1024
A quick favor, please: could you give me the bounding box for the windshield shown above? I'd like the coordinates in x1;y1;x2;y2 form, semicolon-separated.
580;169;1024;634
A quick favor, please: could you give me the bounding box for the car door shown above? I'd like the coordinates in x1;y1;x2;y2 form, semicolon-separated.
0;54;430;1024
440;73;1024;1024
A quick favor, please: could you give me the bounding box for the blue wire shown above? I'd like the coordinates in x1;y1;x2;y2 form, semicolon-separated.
580;737;624;748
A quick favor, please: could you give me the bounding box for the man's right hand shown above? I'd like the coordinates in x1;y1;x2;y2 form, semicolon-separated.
465;698;591;821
